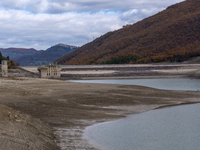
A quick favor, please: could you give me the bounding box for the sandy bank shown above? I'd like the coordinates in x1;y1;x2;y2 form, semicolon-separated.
0;104;59;150
1;76;200;149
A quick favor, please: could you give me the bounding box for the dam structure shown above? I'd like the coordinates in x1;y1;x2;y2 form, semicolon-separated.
38;64;62;78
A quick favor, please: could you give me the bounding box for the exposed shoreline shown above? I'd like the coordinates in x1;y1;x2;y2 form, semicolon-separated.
1;64;200;149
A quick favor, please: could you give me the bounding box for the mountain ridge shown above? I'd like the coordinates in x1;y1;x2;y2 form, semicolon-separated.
14;44;78;66
0;48;38;60
0;44;78;66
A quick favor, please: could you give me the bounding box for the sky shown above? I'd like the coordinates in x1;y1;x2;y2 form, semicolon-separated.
0;0;184;50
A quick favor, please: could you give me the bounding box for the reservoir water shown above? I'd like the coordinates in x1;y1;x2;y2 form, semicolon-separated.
70;78;200;150
84;103;200;150
70;78;200;91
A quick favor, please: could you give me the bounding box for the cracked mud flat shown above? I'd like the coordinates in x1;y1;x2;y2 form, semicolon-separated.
1;72;200;149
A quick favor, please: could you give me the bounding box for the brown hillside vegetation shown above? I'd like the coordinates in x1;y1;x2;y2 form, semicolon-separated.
56;0;200;65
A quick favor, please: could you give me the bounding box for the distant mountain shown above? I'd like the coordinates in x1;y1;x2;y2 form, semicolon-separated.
56;0;200;65
0;48;38;60
14;44;77;66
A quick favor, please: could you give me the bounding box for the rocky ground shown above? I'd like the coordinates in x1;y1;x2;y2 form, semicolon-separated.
1;63;200;149
0;104;59;150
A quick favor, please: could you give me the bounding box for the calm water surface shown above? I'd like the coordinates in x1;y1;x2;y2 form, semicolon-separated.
84;103;200;150
70;78;200;150
70;78;200;91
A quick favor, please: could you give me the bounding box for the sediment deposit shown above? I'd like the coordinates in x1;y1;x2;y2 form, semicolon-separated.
1;74;200;149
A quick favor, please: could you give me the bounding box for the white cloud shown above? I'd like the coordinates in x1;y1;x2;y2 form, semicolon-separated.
0;10;124;49
0;0;184;49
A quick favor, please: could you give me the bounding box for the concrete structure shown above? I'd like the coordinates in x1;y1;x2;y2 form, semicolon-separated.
1;60;8;77
38;64;61;78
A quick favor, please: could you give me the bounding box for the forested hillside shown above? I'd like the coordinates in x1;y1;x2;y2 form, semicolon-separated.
56;0;200;65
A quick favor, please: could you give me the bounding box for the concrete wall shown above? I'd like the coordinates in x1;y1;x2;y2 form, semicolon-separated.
38;64;61;78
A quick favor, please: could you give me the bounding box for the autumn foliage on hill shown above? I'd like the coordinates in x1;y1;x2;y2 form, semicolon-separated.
56;0;200;65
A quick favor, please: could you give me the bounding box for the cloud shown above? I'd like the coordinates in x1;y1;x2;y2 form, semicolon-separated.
0;0;184;49
0;0;184;13
0;9;124;49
